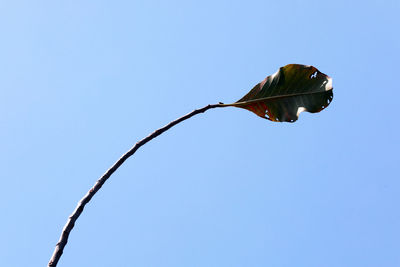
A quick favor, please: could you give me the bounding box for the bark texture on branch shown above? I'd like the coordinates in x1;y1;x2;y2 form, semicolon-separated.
48;103;225;267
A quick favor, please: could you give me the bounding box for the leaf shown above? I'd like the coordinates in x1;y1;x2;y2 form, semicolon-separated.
230;64;333;122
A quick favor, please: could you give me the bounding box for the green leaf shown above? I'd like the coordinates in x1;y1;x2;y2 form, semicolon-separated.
229;64;333;122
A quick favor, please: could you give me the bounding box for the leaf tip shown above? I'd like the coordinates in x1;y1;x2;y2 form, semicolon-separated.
325;76;333;91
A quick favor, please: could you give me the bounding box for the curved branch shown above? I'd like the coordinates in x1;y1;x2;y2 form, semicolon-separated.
48;103;226;267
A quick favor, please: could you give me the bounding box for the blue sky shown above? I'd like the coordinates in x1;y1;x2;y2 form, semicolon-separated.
1;0;399;266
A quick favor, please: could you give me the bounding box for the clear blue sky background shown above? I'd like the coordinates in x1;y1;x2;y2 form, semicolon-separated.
1;0;399;266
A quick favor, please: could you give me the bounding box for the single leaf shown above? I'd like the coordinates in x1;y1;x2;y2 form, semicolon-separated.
230;64;333;122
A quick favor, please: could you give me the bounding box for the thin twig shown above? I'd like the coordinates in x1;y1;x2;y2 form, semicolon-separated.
48;103;226;267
